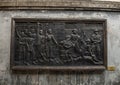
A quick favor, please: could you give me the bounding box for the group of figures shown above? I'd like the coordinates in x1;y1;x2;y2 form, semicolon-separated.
15;23;104;66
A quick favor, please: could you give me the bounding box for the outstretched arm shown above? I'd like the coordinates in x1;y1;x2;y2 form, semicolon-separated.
52;35;58;45
16;29;21;39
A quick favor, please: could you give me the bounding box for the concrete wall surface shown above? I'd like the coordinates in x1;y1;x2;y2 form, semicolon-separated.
0;10;120;85
95;0;120;1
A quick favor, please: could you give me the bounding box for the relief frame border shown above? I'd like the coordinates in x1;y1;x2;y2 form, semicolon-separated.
10;18;107;71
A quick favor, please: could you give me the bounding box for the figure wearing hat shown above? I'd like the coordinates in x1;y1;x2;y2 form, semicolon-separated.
90;29;102;63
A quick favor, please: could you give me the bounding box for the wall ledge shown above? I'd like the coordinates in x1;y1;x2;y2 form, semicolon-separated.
0;0;120;11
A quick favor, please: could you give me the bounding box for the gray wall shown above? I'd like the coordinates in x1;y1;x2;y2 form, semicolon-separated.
94;0;120;1
0;10;120;85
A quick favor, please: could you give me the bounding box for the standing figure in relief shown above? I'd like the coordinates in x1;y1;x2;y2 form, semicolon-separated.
16;28;27;65
26;37;35;64
36;30;46;63
90;29;102;63
46;29;58;62
26;28;36;65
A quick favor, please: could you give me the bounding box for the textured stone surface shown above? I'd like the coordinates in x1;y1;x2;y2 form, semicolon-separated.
0;10;120;85
0;0;120;11
95;0;120;1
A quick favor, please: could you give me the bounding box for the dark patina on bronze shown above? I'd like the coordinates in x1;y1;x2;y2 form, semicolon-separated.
10;18;107;71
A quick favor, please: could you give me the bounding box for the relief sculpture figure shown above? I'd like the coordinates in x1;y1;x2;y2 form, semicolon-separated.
46;29;59;63
60;35;75;63
25;28;36;65
70;29;80;44
35;30;47;63
90;29;103;64
60;29;82;63
14;21;105;66
70;29;83;60
16;28;27;64
26;38;35;65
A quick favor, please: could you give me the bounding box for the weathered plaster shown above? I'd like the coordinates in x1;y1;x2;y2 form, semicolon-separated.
0;10;120;85
0;0;120;11
94;0;120;2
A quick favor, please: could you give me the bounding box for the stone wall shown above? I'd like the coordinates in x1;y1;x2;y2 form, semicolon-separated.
0;10;120;85
95;0;120;2
0;0;120;11
0;0;120;85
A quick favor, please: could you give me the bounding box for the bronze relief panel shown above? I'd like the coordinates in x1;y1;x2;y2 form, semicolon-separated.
11;19;107;71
